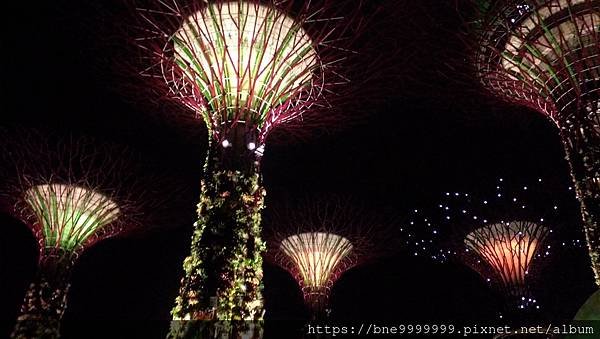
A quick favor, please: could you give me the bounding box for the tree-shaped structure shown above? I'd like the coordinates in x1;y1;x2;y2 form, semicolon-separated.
472;0;600;285
266;197;390;320
131;0;379;330
404;177;582;319
464;220;550;308
279;232;353;315
0;131;147;339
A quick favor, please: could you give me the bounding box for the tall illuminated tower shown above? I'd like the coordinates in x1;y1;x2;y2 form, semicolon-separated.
132;0;375;330
473;0;600;285
266;197;389;320
1;131;147;339
405;177;581;317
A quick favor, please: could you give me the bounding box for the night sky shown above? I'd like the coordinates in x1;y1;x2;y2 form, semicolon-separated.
1;1;597;338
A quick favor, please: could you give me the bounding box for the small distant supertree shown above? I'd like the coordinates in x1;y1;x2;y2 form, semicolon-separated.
405;177;582;317
470;0;600;286
129;0;385;333
464;220;550;308
266;197;390;320
0;130;148;339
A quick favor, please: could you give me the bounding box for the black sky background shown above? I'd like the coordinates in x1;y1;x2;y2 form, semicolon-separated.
1;1;597;338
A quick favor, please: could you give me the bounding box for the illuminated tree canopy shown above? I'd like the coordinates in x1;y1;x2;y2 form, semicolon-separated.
24;184;120;252
476;0;599;121
265;196;394;318
137;0;369;149
280;232;353;297
171;1;318;140
465;220;549;308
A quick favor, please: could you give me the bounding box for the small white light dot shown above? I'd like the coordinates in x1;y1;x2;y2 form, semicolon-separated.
221;139;231;148
247;142;256;150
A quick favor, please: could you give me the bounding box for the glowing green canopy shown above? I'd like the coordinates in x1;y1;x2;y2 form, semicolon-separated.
171;1;318;132
24;184;120;252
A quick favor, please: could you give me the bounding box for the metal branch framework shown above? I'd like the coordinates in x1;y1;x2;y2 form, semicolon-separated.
464;220;549;308
168;1;318;144
279;232;353;305
23;184;120;252
473;0;600;285
136;0;365;150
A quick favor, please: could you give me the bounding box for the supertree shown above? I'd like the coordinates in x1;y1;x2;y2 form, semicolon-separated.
265;197;391;321
0;130;154;339
128;0;386;333
404;177;584;322
463;220;550;308
470;0;600;286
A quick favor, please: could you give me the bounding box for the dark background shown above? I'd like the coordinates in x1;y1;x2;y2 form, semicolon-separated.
1;1;596;338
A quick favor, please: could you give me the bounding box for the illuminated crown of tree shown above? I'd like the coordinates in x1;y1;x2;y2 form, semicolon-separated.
165;0;320;141
0;131;154;259
24;184;120;252
280;232;353;293
476;0;599;122
465;220;549;297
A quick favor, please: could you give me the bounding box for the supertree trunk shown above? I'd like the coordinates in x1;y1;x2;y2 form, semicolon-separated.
169;129;266;339
304;288;329;322
11;250;74;339
560;106;600;286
